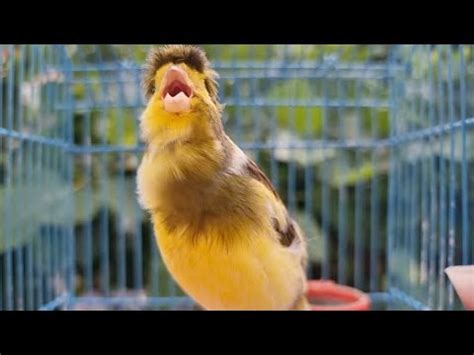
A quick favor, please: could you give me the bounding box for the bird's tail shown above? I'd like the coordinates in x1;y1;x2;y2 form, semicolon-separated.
290;295;311;310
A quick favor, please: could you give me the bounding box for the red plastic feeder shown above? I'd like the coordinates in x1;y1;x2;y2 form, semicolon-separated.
306;280;371;311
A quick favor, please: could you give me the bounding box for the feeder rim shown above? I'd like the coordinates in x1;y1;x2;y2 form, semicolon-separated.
306;279;371;311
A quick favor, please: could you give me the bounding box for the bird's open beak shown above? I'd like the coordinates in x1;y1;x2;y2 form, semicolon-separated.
161;65;194;113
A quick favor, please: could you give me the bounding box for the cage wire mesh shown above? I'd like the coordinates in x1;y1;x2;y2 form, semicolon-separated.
0;45;472;310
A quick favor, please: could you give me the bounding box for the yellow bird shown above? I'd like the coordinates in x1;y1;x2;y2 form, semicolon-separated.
137;45;309;310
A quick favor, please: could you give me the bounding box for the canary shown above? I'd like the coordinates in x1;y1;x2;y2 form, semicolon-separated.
136;45;309;310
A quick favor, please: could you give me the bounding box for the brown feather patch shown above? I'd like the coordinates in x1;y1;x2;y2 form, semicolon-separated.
244;160;280;199
272;217;298;247
240;155;301;248
142;45;220;104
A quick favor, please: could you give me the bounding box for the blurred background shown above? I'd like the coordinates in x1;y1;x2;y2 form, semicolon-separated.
0;45;473;310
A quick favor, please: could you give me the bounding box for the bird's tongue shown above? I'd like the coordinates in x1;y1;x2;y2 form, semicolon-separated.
163;91;191;113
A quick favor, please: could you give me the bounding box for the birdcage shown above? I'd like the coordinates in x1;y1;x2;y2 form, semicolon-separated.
0;45;472;310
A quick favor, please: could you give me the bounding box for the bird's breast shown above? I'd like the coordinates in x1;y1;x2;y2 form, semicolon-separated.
153;219;304;310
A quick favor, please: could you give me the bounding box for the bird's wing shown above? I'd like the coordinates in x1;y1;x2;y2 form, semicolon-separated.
246;158;308;271
245;159;306;246
225;138;307;262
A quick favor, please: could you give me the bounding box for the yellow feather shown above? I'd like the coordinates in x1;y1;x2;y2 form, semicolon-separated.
153;206;305;310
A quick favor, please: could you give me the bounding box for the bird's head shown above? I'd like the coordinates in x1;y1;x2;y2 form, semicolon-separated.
140;45;224;151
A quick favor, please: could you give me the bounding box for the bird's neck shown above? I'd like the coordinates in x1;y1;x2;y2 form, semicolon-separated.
148;135;226;206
